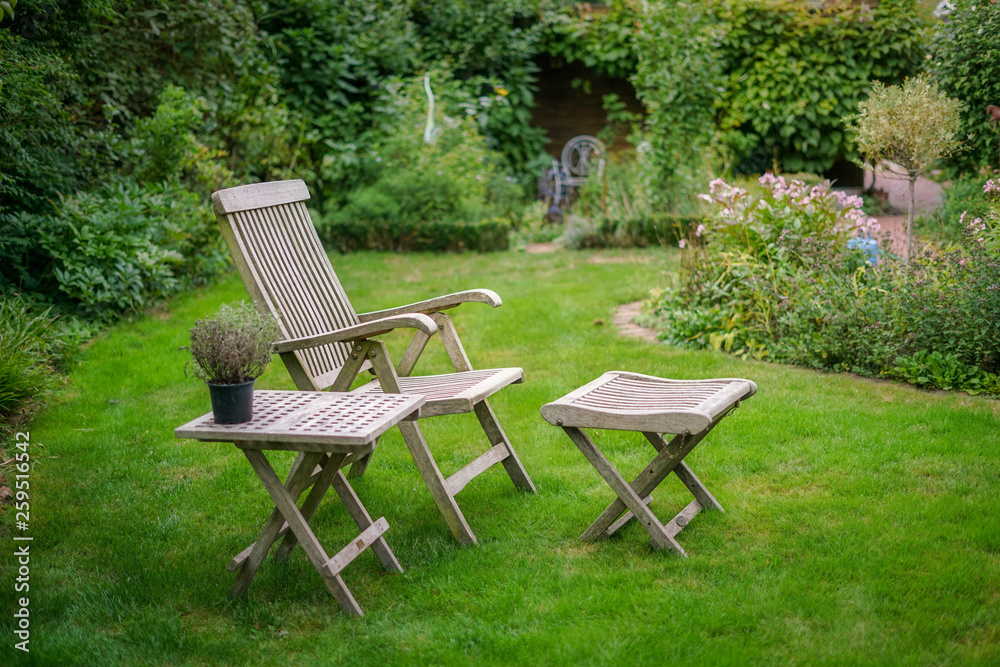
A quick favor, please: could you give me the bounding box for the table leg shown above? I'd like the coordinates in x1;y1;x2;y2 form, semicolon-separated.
331;470;402;573
273;453;348;562
244;449;364;615
230;451;321;598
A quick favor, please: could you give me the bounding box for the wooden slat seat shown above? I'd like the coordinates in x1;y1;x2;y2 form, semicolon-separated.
541;371;757;556
211;179;536;546
353;368;524;417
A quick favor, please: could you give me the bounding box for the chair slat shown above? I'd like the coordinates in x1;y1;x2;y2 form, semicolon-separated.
227;203;358;380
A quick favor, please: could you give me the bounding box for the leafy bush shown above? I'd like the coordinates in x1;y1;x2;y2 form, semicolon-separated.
547;0;928;188
0;295;68;425
185;302;279;385
631;1;721;199
2;182;226;319
850;75;963;258
920;173;994;241
929;0;1000;174
411;0;548;177
890;351;999;395
695;174;880;256
0;29;99;219
716;0;928;175
560;213;698;249
323;74;526;232
646;173;881;357
542;1;641;79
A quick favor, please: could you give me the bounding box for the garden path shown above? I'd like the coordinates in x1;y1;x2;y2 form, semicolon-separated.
866;164;944;259
613;301;658;342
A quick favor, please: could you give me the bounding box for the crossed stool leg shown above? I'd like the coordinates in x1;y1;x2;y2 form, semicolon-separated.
541;372;757;556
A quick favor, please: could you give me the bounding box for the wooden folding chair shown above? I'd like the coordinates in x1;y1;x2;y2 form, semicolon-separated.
211;180;535;545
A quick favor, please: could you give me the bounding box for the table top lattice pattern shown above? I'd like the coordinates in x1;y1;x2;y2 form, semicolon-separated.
175;391;424;448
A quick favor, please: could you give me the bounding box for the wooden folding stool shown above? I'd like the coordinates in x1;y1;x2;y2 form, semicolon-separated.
541;372;757;556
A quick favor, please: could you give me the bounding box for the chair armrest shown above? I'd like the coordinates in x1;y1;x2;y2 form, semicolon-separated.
357;289;502;322
273;314;438;353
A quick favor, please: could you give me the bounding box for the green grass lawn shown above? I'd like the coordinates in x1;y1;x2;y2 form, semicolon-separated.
3;247;999;665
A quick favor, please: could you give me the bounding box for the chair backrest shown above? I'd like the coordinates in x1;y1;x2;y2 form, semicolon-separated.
560;135;605;182
212;180;357;391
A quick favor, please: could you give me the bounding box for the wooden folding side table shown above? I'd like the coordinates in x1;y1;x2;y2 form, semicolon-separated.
541;372;757;556
175;390;424;615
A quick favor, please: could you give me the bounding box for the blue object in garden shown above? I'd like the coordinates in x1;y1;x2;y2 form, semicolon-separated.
847;236;880;267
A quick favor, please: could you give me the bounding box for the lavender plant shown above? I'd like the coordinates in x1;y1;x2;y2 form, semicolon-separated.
185;302;280;385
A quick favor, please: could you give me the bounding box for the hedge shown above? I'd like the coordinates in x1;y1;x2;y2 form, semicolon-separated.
318;218;510;253
567;214;700;249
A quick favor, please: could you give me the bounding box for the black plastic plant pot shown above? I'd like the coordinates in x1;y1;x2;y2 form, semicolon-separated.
208;379;255;424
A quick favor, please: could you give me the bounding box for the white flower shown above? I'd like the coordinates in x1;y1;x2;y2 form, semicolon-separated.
695;224;706;237
678;239;687;249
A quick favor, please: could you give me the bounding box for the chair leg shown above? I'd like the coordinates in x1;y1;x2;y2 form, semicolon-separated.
473;399;536;494
397;420;478;545
427;314;535;495
367;341;479;544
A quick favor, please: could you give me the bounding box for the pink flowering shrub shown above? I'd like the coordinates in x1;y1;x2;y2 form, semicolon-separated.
693;173;880;256
961;179;1000;255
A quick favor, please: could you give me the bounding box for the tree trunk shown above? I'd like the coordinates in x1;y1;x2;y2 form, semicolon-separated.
906;174;916;263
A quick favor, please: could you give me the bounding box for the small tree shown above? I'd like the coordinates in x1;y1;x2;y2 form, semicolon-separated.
851;75;963;260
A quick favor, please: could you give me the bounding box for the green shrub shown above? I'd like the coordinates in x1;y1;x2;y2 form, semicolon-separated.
631;1;722;195
921;173;994;241
557;0;928;186
323;74;527;228
320;218;509;254
2;181;227;319
561;214;699;249
647;173;1000;394
850;75;964;259
889;350;1000;395
716;0;928;175
929;0;1000;174
0;295;68;425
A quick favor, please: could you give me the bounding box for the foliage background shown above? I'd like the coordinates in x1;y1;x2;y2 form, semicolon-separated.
928;0;1000;174
2;0;999;427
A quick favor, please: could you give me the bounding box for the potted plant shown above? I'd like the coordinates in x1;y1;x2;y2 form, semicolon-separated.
185;302;280;424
